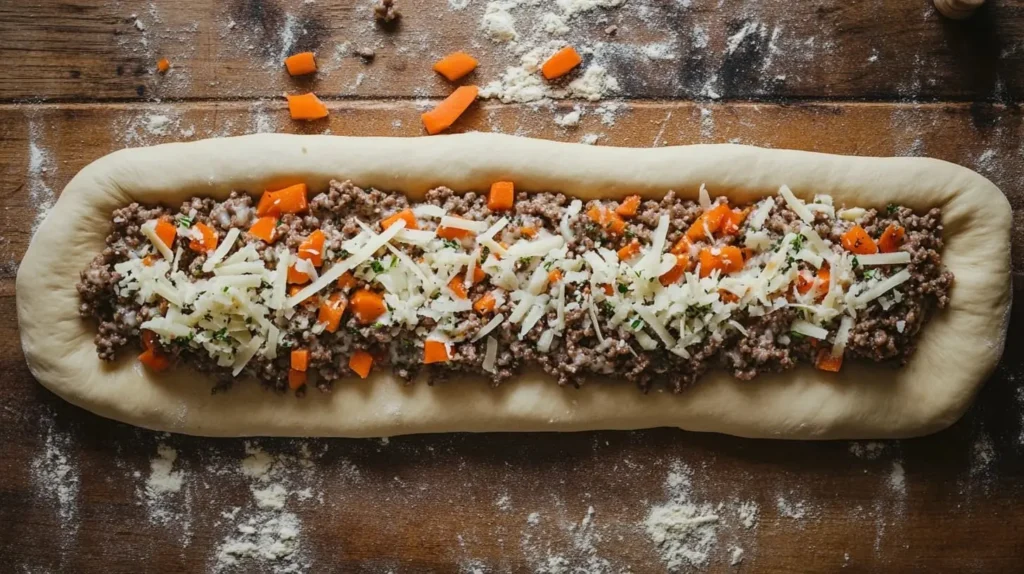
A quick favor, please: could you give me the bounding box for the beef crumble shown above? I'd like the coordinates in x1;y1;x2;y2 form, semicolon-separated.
78;181;953;394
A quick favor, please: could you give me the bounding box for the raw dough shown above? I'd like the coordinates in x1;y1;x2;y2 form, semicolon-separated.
16;133;1011;439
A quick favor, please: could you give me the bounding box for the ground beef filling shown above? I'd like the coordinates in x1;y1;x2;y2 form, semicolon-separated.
78;181;953;394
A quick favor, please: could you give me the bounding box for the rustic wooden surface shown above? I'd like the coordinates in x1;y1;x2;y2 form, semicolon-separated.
2;1;1024;573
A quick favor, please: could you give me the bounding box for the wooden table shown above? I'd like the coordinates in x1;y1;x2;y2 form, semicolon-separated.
2;1;1023;572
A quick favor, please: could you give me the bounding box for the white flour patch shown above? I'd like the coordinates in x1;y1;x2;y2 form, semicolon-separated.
729;545;744;565
495;493;513;511
115;109;197;147
26;115;56;234
887;461;906;498
736;500;759;529
555;108;582;127
699;107;714;140
449;0;472;9
593;101;624;126
775;495;807;519
30;414;80;544
849;441;887;460
482;2;518;42
519;505;612;573
140;443;189;530
580;133;601;145
970;431;996;479
249;101;278;134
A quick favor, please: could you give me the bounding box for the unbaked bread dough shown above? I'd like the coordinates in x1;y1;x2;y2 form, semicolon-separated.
16;133;1011;439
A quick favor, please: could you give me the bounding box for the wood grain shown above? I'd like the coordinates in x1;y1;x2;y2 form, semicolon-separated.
1;100;1023;572
2;0;1023;103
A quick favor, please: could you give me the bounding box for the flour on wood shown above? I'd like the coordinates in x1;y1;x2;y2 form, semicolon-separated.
141;443;188;528
30;414;80;537
26;115;56;234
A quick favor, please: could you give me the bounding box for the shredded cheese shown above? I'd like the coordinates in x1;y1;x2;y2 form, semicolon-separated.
202;227;241;272
779;185;814;224
856;252;912;266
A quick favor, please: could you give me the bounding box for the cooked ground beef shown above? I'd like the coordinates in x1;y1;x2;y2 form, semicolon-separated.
77;181;954;395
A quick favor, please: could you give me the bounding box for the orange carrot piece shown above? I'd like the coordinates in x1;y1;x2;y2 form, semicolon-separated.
448;275;469;299
141;329;159;351
284;52;317;76
615;195;641;218
157;58;170;73
381;209;418;231
318;292;348;333
287;264;311;285
139;348;170;372
433;51;479;81
601;284;614;296
298;230;326;267
686;203;732;241
473;292;497;314
719;290;739;303
815;348;843;373
698;246;744;278
286;93;329;121
617;240;641;261
586;205;626;236
336;271;357;290
155;218;176;250
437;217;473;240
142;254;156;267
189;222;218;253
520;226;537;238
488;181;515;211
541;46;582;80
670;236;692;256
548;269;563;284
257;184;309;216
841;225;878;255
423;340;450;364
472;266;486;284
659;254;689;286
421;85;479;135
291;349;310;372
878;224;905;253
351;289;387;324
349;350;374;379
288;368;307;389
249;216;279;244
721;208;749;236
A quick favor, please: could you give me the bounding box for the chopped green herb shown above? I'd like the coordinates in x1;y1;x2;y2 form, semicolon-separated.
617;283;628;294
518;257;532;265
630;318;644;330
543;260;554;271
852;256;860;269
370;259;385;273
863;269;876;280
222;286;229;293
686;304;712;318
276;218;285;228
373;322;384;329
339;249;352;259
791;234;806;251
430;291;441;300
600;301;615;314
389;256;399;269
213;328;229;342
789;331;806;340
443;239;460;250
176;215;194;227
480;246;490;262
886;203;898;215
624;229;636;239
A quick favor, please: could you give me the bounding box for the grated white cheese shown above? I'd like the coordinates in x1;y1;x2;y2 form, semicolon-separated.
831;315;854;357
856;252;911;266
483;336;498;373
141;221;175;260
779;185;814;224
790;320;829;340
852;269;912;307
202;228;241;272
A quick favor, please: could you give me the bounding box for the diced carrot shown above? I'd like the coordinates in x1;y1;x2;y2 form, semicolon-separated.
142;254;156;267
423;340;450;364
349;350;374;379
139;348;170;372
421;85;479;135
698;246;744;278
448;275;469;299
141;330;159;351
472;266;486;284
541;46;582;80
157;58;170;73
337;271;357;290
548;269;563;283
257;184;309;217
815;348;843;373
286;93;329;121
488;181;515;211
617;239;641;261
437;217;473;240
433;51;479;81
670;236;692;256
601;284;614;296
721;208;749;236
284;51;317;76
841;225;878;255
686;203;732;241
288;368;307;389
291;349;310;372
351;289;387;324
878;224;905;253
155;218;176;250
659;254;689;286
797;267;830;299
382;209;419;231
719;290;739;303
287;263;311;284
289;285;304;297
615;195;641;218
520;226;537;238
318;292;348;333
189;222;219;253
586;205;626;236
249;216;279;244
473;292;497;314
298;230;325;267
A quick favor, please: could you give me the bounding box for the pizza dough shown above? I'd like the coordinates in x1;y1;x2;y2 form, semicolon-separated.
16;133;1011;439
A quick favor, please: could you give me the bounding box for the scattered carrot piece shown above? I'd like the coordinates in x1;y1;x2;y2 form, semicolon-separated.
719;290;739;303
349;350;374;379
155;218;176;250
686;203;732;241
284;52;318;76
157;58;170;73
421;85;478;135
286;93;329;121
257;183;309;217
139;348;170;372
617;239;641;261
797;267;831;299
448;275;469;299
437;216;474;240
670;236;692;256
721;208;749;236
336;271;358;290
318;292;348;333
520;226;537;238
287;264;311;285
488;181;515;211
586;204;626;235
433;51;479;81
548;269;563;284
142;254;156;267
188;222;219;253
541;46;582;80
249;216;279;244
601;284;614;296
698;246;743;278
381;209;419;231
291;349;310;372
615;195;641;218
473;292;497;314
815;348;843;373
298;230;326;267
659;254;690;286
351;289;387;324
472;266;486;284
841;225;878;255
878;224;905;253
423;340;450;364
288;368;307;389
141;329;159;351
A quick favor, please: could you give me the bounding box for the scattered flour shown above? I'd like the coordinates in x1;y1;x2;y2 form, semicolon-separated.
736;500;759;529
580;133;601;145
496;493;513;511
449;0;472;9
849;441;887;460
593;101;624;126
970;431;996;478
555;108;582;127
527;512;541;526
775;496;806;519
479;41;619;103
729;545;745;565
482;2;519;42
141;443;188;526
26;115;56;233
887;461;906;498
31;416;80;534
